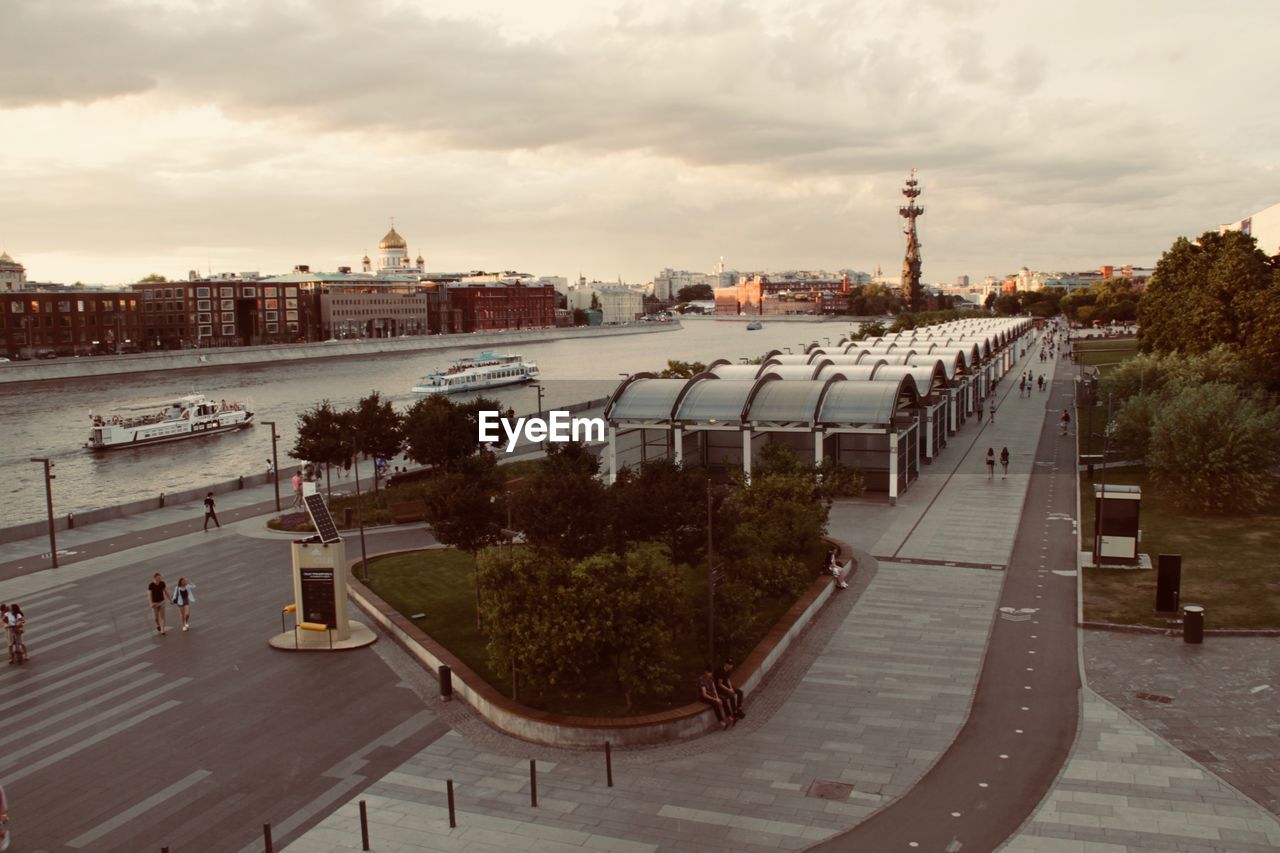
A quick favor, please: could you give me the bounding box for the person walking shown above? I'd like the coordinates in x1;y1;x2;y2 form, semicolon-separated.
3;603;27;663
1038;374;1045;392
148;573;168;635
291;471;303;508
986;447;995;480
203;492;221;530
171;577;196;632
1000;446;1010;479
1059;409;1071;436
988;400;997;423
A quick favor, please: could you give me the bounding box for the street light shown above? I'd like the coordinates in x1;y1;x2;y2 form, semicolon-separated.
30;457;57;568
349;433;370;582
262;420;281;511
531;383;545;418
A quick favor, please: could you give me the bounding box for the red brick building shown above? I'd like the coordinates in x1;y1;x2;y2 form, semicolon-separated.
444;282;557;332
2;291;141;358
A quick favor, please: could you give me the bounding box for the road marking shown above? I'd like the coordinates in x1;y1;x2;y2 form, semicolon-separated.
978;782;988;788
68;768;212;849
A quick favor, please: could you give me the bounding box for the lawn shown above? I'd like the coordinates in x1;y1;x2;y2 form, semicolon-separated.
1073;337;1138;373
365;548;805;717
1080;467;1280;629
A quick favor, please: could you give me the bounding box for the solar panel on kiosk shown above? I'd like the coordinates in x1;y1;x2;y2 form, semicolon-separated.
304;493;341;544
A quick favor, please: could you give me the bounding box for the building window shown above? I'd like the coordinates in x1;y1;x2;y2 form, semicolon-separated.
221;312;234;323
242;287;256;297
265;298;278;310
220;287;234;297
197;299;211;311
264;311;278;321
197;287;211;298
266;322;279;333
220;299;233;311
221;324;235;335
285;287;297;297
198;325;212;337
143;290;154;300
264;286;278;297
197;313;212;324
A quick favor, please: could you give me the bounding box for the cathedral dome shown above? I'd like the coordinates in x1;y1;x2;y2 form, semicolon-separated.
379;227;407;250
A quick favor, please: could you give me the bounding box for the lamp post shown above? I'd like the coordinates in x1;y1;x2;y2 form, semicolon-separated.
262;420;281;511
30;457;57;568
350;436;370;582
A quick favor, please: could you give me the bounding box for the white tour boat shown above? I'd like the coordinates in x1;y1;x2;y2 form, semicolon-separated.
86;394;254;451
411;351;539;395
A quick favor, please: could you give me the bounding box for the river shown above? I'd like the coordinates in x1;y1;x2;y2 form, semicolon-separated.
0;317;859;527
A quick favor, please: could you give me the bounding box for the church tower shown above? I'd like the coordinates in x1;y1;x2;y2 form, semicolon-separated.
377;223;409;273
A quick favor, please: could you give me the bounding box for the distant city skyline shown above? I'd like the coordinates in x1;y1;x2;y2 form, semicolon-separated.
1;0;1277;286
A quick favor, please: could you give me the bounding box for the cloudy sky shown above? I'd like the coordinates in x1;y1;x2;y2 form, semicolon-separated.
1;0;1277;286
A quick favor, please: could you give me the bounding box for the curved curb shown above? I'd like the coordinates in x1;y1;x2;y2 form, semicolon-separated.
345;542;852;749
1081;620;1280;638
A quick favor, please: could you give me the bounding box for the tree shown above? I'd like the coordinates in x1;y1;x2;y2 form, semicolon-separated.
676;283;713;302
1147;383;1280;513
610;458;707;563
657;360;706;378
139;273;168;282
291;400;349;498
983;291;997;310
348;392;403;491
1139;231;1279;383
572;308;589;326
422;460;505;630
402;394;501;472
993;294;1021;316
512;441;608;558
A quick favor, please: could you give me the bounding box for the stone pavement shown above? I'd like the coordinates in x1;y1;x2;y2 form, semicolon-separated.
1000;690;1280;853
1084;631;1280;817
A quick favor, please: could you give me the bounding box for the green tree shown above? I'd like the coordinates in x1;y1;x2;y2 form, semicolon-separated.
1139;231;1279;381
348;392;403;492
512;441;608;558
993;294;1021;316
402;394;502;472
139;273;168;282
422;460;505;630
290;400;349;497
657;360;706;378
609;458;707;563
676;283;714;302
1147;383;1280;513
859;319;886;338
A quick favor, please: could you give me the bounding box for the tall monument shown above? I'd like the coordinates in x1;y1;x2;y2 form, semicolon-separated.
899;169;926;312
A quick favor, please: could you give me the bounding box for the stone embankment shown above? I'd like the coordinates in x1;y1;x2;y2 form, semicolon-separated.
0;321;679;385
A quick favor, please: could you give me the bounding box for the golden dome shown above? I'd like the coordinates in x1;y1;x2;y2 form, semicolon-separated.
379;226;407;250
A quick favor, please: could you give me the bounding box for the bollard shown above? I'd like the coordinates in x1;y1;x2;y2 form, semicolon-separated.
530;759;538;807
344;507;354;527
605;741;613;787
263;822;274;853
359;799;370;851
447;778;457;828
159;492;166;508
162;848;170;853
68;512;75;529
239;475;245;490
439;664;453;699
1182;605;1205;644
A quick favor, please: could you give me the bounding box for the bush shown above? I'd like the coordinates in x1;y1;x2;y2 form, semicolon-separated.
1147;383;1280;513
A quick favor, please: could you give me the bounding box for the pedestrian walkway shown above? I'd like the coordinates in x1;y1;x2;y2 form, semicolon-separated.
1000;691;1280;852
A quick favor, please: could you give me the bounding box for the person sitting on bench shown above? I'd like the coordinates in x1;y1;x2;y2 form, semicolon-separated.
697;667;733;730
715;658;746;720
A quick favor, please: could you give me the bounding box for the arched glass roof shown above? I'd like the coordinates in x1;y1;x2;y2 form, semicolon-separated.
709;363;764;380
876;361;949;397
674;378;757;424
814;360;885;381
877;351;918;365
746;378;832;423
818;376;920;426
759;361;831;380
606;377;688;421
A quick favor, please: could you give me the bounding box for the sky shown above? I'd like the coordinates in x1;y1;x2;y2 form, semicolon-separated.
1;0;1277;287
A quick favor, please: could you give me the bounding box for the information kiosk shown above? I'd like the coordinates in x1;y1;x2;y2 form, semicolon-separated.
269;490;376;650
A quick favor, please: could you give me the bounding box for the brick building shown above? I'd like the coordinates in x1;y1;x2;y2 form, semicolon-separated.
714;274;850;315
2;291;141;358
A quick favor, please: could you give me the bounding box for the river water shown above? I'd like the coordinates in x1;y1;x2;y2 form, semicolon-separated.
0;318;858;527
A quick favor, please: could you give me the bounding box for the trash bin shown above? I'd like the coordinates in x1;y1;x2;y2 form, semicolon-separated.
439;664;453;699
1182;605;1204;644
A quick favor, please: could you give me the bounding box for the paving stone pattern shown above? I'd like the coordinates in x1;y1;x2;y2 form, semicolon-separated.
286;563;1003;852
1000;691;1280;853
1084;631;1280;818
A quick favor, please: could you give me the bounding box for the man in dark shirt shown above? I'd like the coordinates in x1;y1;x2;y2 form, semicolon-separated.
697;667;732;730
203;492;221;530
715;658;745;720
148;573;168;635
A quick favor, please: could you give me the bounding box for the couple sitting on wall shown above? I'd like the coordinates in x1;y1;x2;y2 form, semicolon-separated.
697;659;746;731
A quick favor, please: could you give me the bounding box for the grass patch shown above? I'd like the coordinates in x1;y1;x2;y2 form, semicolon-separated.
365;547;809;717
1080;467;1280;629
1073;337;1138;374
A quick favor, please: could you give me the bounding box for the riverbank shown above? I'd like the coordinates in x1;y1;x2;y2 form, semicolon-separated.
0;321;680;385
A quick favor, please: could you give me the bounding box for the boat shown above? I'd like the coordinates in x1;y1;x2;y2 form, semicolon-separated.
746;320;763;331
86;394;253;451
411;351;539;395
